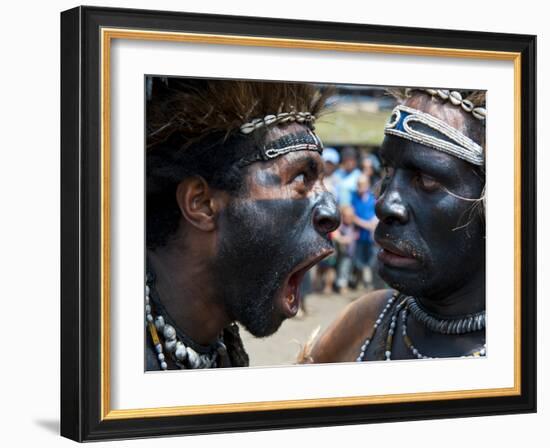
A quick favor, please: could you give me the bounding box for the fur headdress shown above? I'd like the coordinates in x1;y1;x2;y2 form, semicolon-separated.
146;78;330;249
146;78;330;150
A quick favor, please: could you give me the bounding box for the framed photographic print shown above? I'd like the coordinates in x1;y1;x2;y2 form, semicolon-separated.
60;5;536;441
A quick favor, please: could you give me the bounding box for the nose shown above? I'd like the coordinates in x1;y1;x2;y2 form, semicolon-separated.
313;192;341;235
375;187;409;225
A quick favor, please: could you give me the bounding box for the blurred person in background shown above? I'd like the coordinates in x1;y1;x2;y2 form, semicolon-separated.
333;146;361;205
312;147;341;295
333;205;359;294
351;174;378;290
361;153;382;190
321;147;340;197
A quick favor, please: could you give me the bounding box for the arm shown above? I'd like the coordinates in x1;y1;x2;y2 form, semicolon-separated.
332;229;355;246
354;215;378;232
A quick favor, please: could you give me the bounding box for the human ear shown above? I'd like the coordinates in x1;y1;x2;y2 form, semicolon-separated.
175;177;219;232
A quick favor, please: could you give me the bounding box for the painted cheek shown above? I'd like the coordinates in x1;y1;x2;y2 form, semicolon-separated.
248;197;313;233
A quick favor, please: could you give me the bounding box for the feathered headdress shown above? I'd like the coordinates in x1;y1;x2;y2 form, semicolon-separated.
146;78;330;151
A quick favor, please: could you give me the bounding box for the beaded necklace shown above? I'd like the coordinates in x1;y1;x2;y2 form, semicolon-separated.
356;293;486;362
145;273;226;370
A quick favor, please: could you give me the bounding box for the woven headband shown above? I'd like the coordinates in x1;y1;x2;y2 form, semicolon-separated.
384;105;484;166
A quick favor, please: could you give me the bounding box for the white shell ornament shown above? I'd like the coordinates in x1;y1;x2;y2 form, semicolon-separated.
186;347;201;368
164;339;177;353
240;123;255;134
163;324;176;340
154;315;165;332
449;90;463;105
263;114;277;125
175;341;188;361
472;107;487;120
437;89;450;100
461;99;474;112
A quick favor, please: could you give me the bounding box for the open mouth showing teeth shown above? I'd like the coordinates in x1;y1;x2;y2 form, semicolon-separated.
281;250;332;318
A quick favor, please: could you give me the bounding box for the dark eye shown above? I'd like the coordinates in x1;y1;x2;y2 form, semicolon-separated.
415;173;440;192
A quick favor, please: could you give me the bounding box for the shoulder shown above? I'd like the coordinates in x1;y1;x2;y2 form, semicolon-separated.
305;289;395;363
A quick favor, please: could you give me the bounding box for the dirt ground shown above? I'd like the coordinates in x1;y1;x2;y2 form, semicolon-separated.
240;290;366;367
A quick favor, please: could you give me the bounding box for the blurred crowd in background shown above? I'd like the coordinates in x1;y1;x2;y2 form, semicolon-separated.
298;85;397;314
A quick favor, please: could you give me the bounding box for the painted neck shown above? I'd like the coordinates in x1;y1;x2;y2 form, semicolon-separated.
146;241;231;346
417;266;486;318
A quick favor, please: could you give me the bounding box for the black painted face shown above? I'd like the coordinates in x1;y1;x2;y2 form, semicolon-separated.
375;135;485;300
212;140;340;337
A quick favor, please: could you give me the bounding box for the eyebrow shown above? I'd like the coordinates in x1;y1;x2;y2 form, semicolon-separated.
289;152;323;175
381;140;453;179
404;155;449;178
255;171;282;187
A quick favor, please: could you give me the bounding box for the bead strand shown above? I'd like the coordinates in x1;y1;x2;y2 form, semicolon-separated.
407;297;486;335
356;294;487;362
240;111;316;135
401;302;486;360
409;88;486;121
383;298;408;360
145;277;220;370
356;292;398;362
145;284;168;370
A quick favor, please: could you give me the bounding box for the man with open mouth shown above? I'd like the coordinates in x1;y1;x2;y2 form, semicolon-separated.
145;78;340;370
303;87;487;362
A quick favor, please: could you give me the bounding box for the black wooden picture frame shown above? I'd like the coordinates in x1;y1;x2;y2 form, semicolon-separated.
60;5;536;442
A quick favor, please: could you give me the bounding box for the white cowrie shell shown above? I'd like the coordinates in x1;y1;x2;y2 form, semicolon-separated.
154;315;165;332
163;324;176;340
263;114;277;125
449;90;463;105
186;347;200;368
472;107;486;120
461;99;474;112
240;124;255;134
437;89;450;100
164;339;177;353
175;341;188;361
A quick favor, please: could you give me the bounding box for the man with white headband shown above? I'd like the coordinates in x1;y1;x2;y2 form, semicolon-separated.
303;88;487;362
145;78;340;370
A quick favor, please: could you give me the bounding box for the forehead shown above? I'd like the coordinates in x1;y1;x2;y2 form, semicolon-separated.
380;135;473;178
